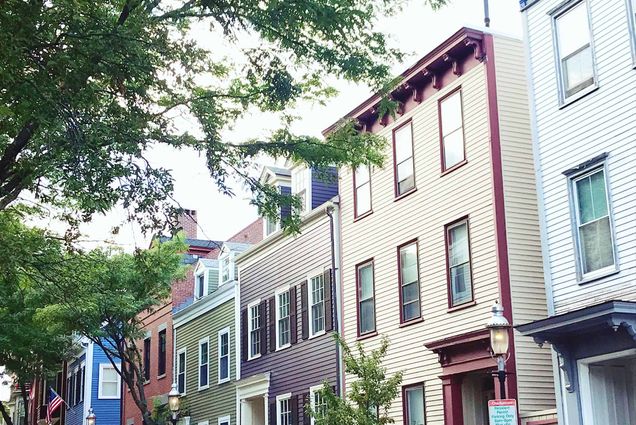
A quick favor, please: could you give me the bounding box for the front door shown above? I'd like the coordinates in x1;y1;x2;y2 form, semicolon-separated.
461;373;494;425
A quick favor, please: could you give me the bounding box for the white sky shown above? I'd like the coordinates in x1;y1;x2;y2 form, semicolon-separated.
73;0;522;250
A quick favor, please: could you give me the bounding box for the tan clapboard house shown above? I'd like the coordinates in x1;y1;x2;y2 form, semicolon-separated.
328;28;557;425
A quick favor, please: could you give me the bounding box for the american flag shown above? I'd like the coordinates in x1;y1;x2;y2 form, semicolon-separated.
46;388;64;424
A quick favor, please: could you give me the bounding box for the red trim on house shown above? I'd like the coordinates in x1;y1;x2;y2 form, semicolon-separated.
402;382;426;424
392;119;416;198
396;238;422;324
483;32;519;404
438;86;467;173
352;165;373;221
444;216;476;309
355;258;376;338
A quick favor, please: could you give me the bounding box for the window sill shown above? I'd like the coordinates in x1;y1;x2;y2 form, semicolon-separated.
198;385;209;392
309;330;326;340
399;317;424;328
218;378;230;385
247;354;261;362
558;84;599;109
157;374;166;381
276;344;291;352
357;331;378;341
441;160;467;177
353;210;373;223
394;187;417;202
447;300;477;312
578;268;619;285
143;380;150;386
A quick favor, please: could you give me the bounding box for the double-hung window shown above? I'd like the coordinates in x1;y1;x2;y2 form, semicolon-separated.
357;261;376;336
276;394;292;425
157;328;167;376
439;90;465;171
308;273;325;337
399;242;421;322
446;219;473;307
75;365;83;404
570;166;616;279
219;252;233;284
276;289;291;349
248;302;261;359
98;363;120;399
553;1;596;102
143;336;151;382
292;166;311;213
198;337;209;389
354;165;372;217
310;386;326;425
218;328;230;383
195;271;206;300
393;121;415;196
403;385;426;425
176;348;186;394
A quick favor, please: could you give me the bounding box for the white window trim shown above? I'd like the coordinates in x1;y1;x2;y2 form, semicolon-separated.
292;166;312;213
198;337;210;391
550;0;599;107
276;393;292;425
176;347;187;395
627;0;636;67
217;327;231;384
263;215;281;237
307;270;326;339
97;362;121;399
247;299;262;361
219;251;235;285
217;416;231;425
568;164;619;283
275;285;292;351
194;264;209;301
197;421;209;425
309;385;324;425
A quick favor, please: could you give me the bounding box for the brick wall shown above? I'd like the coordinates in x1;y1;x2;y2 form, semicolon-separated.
177;209;198;239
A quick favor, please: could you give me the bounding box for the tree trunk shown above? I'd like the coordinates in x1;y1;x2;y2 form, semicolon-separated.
0;401;14;425
19;381;29;425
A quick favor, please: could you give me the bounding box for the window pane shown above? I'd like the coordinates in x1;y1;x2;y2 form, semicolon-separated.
443;130;464;170
394;124;413;163
563;46;593;95
356;182;371;216
220;357;228;379
576;170;608;223
360;299;375;334
557;3;590;57
402;282;420;304
400;244;418;285
406;387;425;425
397;161;415;192
359;265;374;300
449;224;469;266
451;264;472;305
102;382;118;397
355;165;370;185
441;91;462;134
103;367;117;382
580;216;614;273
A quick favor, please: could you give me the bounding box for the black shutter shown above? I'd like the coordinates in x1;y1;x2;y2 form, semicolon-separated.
269;400;277;425
260;300;268;355
291;393;299;424
290;286;298;345
301;281;309;340
302;393;310;425
241;308;248;363
268;297;276;353
324;269;333;332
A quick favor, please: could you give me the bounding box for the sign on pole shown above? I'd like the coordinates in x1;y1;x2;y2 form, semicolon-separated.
488;399;518;425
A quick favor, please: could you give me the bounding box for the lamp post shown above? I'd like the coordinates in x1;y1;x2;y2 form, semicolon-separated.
168;383;181;425
486;301;511;399
86;408;96;425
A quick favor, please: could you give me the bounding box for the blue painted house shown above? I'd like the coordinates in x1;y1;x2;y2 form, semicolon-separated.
65;338;121;425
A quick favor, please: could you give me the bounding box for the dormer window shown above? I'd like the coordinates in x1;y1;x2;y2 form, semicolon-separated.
194;265;208;301
264;217;279;237
292;166;311;213
219;252;234;284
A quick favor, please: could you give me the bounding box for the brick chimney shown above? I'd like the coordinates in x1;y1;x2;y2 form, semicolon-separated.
177;209;198;239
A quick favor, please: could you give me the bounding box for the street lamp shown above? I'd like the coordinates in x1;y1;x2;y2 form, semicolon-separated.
168;383;181;425
486;300;511;399
86;408;96;425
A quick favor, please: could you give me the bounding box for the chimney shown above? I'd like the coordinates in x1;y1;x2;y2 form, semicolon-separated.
177;209;198;239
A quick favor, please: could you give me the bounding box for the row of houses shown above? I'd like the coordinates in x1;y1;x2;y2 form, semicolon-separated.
13;1;636;424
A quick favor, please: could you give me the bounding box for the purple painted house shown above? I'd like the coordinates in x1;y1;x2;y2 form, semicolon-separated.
235;163;341;425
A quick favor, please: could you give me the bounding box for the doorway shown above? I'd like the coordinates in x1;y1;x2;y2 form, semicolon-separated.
461;372;495;425
241;396;266;425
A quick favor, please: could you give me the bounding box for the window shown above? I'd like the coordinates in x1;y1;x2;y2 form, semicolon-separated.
354;165;372;217
399;242;421;322
219;253;233;284
218;328;230;383
308;273;325;337
78;365;84;403
553;1;596;101
276;289;291;349
143;336;151;382
404;385;426;425
439;90;465;171
158;329;167;376
98;363;121;399
292;166;311;213
74;366;83;404
277;394;292;425
393;121;415;196
198;337;209;389
177;348;186;394
310;386;326;425
67;371;75;406
356;261;376;336
248;302;261;359
629;0;636;61
265;216;279;236
446;219;473;307
218;416;230;425
195;272;206;300
571;167;616;278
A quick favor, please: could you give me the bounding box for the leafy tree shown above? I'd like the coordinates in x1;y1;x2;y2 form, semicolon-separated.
36;234;187;425
0;0;446;232
308;335;403;425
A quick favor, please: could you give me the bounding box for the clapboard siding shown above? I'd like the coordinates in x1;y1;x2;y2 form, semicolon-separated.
237;212;338;402
174;299;237;425
311;167;339;209
494;36;557;413
525;0;636;314
91;344;121;425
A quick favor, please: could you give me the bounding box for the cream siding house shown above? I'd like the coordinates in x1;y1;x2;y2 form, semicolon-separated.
329;28;556;425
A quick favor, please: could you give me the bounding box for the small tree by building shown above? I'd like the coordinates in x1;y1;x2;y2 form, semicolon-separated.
308;335;403;425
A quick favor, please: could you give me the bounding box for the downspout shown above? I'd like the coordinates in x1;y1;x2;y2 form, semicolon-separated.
325;199;343;397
